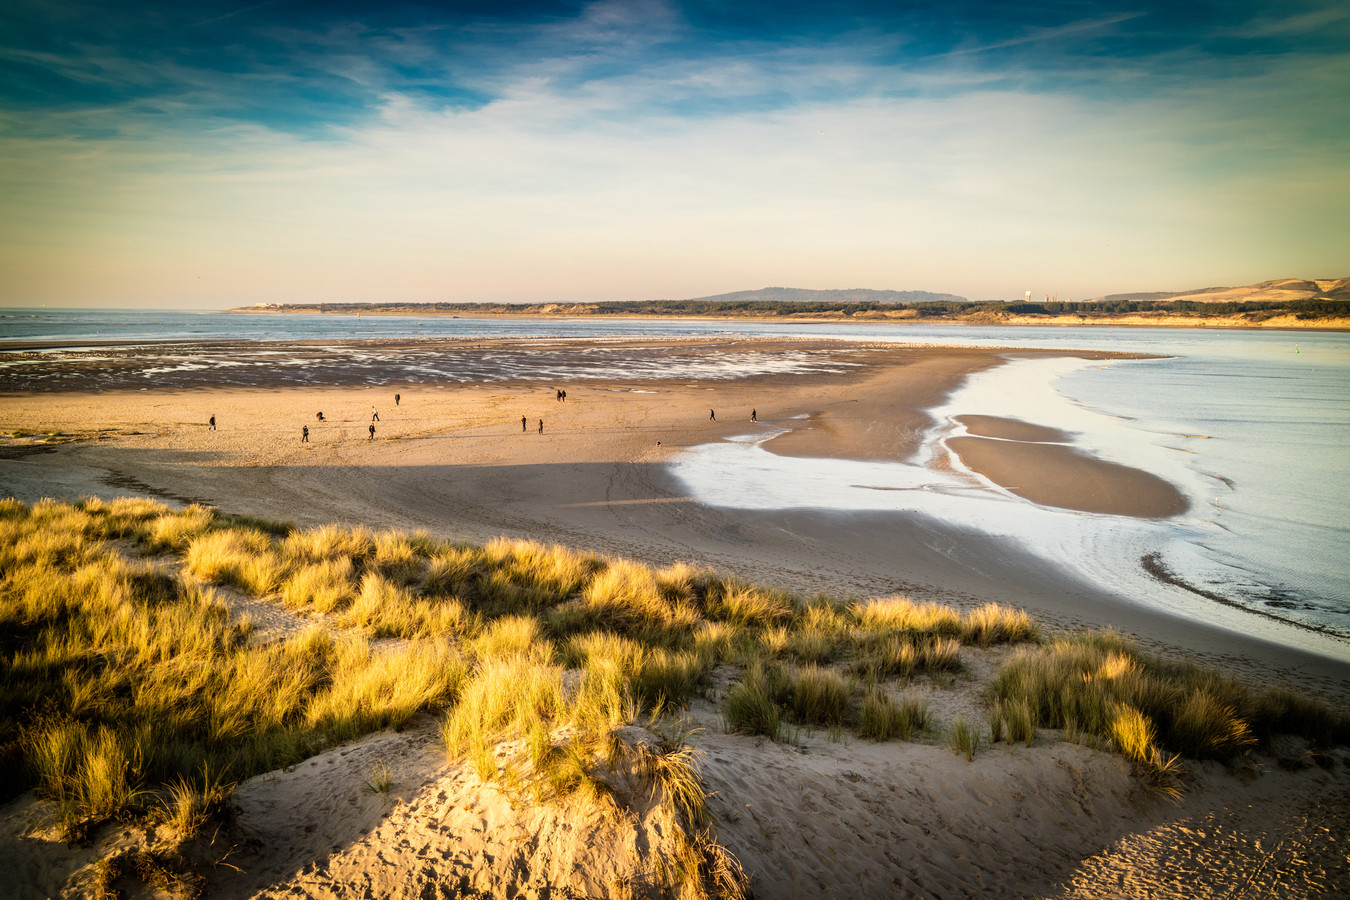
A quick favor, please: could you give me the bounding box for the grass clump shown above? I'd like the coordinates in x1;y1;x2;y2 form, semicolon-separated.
858;689;928;742
161;767;234;840
991;631;1346;784
184;528;285;596
722;665;786;739
853;634;962;681
989;697;1038;747
281;557;358;612
787;664;853;729
709;581;793;628
949;717;980;761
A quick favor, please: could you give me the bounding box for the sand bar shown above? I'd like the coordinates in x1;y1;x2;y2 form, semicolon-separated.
948;435;1191;517
954;414;1071;443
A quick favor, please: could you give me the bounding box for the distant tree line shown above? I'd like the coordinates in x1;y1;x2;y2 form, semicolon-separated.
254;298;1350;320
980;299;1350;318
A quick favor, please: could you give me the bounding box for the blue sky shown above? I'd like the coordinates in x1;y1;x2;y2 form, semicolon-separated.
2;0;1347;306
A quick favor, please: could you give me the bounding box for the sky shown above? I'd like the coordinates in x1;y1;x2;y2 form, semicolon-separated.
1;0;1347;308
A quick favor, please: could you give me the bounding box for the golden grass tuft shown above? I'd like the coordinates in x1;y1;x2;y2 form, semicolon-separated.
988;629;1337;784
441;656;567;764
853;596;961;636
473;614;554;663
1168;690;1256;760
185;528;285;595
961;602;1040;646
281;524;376;566
281;557;358;612
137;504;217;554
710;581;793;627
576;558;689;632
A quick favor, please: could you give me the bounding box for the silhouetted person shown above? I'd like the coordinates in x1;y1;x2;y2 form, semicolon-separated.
751;409;757;422
371;407;379;422
556;389;563;402
709;409;715;421
369;423;376;440
395;393;400;406
561;389;567;401
538;419;544;434
302;425;309;443
522;415;527;432
208;415;215;431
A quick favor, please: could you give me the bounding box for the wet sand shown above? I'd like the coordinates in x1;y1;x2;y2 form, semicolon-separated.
946;414;1189;517
954;414;1072;444
947;435;1191;517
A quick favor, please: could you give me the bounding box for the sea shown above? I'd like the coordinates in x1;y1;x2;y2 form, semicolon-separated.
2;308;1347;660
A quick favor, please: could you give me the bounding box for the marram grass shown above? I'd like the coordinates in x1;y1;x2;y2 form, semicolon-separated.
2;497;1345;889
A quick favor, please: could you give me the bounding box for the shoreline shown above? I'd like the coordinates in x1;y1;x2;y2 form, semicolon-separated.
1;338;1345;707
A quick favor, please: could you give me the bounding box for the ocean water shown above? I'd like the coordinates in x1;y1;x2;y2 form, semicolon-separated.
3;308;1347;656
669;330;1350;659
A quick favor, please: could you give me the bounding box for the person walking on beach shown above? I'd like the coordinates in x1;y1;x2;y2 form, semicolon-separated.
208;415;216;431
538;419;544;434
709;409;715;421
372;407;379;423
369;423;376;440
751;409;757;422
302;425;309;443
522;415;527;432
395;393;400;407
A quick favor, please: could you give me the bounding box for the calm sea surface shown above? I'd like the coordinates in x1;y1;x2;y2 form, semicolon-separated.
3;308;1347;656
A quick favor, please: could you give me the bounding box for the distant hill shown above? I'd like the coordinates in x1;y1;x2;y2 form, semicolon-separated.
682;287;967;305
1097;277;1350;305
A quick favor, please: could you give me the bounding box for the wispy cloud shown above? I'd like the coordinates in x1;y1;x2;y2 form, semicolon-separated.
193;0;290;29
1221;5;1350;38
945;12;1144;56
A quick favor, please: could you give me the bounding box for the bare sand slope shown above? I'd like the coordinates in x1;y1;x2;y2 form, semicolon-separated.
12;691;1345;900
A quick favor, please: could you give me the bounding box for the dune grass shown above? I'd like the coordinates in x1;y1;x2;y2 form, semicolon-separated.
949;717;980;761
989;631;1348;790
0;501;465;840
858;690;929;742
4;497;1346;895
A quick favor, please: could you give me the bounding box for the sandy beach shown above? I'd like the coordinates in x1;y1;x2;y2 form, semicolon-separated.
2;336;1348;899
